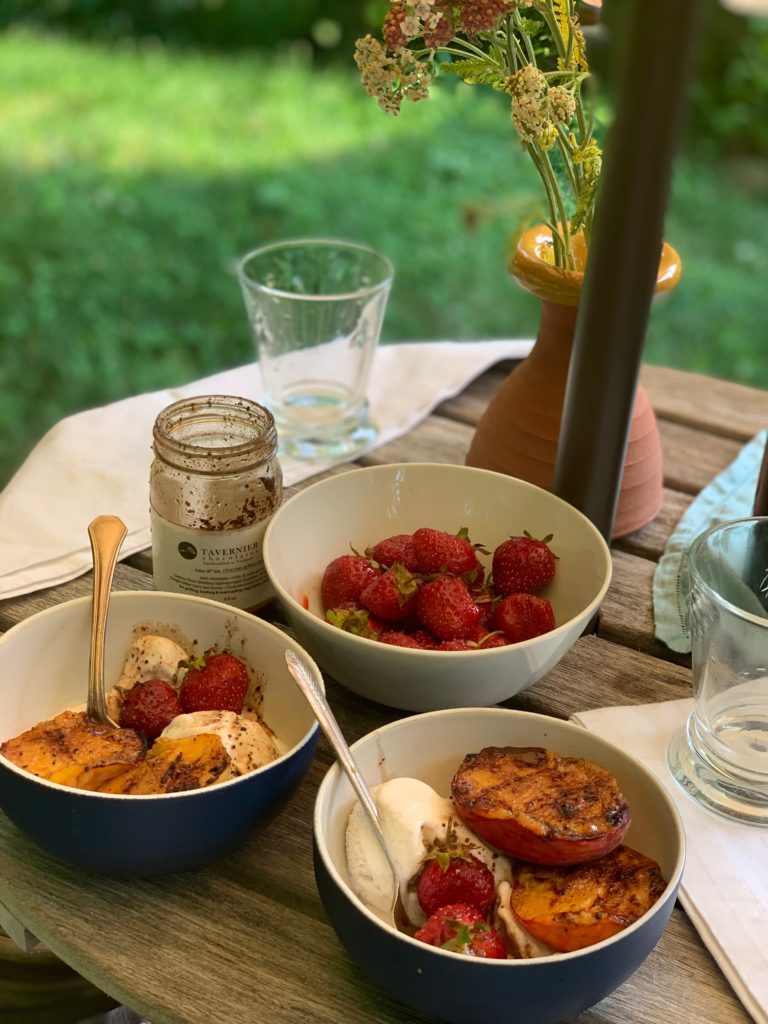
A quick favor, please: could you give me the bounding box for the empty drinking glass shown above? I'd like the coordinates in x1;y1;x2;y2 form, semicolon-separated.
237;238;393;461
667;516;768;825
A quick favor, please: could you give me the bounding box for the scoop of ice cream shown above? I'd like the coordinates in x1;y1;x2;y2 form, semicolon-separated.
345;777;512;927
160;710;280;775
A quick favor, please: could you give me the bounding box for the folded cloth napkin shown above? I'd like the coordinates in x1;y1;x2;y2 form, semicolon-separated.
0;339;532;601
653;429;768;653
574;699;768;1024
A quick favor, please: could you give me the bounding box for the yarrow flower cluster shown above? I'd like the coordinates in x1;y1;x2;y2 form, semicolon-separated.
355;0;602;270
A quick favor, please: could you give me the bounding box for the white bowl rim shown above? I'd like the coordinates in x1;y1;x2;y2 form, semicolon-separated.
314;706;686;965
264;463;613;654
0;590;322;801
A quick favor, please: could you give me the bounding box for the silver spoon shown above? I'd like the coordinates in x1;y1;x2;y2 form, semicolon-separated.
284;648;407;930
86;515;127;728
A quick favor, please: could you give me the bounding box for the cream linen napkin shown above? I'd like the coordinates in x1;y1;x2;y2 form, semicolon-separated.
573;698;768;1024
0;339;532;600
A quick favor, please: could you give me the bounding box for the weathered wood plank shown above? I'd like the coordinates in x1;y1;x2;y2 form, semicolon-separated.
360;414;475;467
642;364;768;440
613;487;689;560
596;550;690;667
0;563;154;633
659;420;743;496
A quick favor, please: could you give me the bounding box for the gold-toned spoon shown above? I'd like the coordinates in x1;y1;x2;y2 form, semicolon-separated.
86;515;127;728
284;649;408;930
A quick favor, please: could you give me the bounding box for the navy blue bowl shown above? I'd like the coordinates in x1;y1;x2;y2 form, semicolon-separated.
313;708;685;1024
0;591;321;877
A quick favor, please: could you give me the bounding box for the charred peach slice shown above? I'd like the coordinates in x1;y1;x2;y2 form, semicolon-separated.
450;746;630;865
509;844;666;952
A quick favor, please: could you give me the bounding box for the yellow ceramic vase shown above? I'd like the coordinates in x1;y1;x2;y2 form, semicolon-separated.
465;225;682;538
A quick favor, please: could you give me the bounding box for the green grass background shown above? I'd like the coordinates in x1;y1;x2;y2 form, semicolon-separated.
1;25;767;489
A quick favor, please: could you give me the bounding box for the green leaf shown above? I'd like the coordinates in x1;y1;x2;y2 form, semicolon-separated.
439;59;504;89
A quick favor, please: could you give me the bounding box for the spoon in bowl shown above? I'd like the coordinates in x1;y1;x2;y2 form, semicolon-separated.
86;515;127;728
284;648;408;930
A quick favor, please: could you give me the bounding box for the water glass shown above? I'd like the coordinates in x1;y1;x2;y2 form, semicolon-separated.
667;516;768;825
237;238;393;460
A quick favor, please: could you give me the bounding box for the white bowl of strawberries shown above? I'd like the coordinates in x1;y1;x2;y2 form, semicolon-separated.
263;463;612;711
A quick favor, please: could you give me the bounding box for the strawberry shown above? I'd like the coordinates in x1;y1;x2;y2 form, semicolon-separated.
412;527;478;576
474;632;510;649
416;575;482;640
417;849;496;917
467;623;510;649
408;628;439;650
179;651;249;714
492;532;556;595
379;630;424;649
119;678;181;741
360;564;420;622
413;903;507;959
367;533;420;571
321;555;378;610
326;604;384;640
438;639;472;651
492;592;556;643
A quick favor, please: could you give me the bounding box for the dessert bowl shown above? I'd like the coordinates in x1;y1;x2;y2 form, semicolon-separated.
0;590;321;876
314;707;685;1024
263;463;612;711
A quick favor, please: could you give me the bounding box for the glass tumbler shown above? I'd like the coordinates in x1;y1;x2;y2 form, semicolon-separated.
667;516;768;824
237;238;394;461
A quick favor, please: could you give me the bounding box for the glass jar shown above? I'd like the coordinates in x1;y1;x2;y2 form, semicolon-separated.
150;395;282;611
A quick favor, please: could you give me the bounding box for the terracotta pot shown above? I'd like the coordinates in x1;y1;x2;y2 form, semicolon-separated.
465;225;682;538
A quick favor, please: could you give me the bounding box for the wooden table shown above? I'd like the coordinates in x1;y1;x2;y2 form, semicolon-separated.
1;362;766;1024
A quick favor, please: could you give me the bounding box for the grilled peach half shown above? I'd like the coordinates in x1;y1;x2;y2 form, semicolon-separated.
450;746;631;865
509;845;666;952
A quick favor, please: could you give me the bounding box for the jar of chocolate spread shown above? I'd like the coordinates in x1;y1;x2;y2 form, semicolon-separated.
150;395;282;611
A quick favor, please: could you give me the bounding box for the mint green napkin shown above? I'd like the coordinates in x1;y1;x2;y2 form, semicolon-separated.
653;429;768;653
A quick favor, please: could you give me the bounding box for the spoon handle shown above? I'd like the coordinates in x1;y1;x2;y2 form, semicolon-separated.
284;649;385;844
87;515;127;726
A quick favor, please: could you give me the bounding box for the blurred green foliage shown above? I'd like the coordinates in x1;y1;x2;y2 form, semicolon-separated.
0;2;767;491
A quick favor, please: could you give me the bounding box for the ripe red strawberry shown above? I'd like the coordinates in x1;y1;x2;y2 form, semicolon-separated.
414;903;507;959
467;623;510;649
119;678;182;741
360;564;420;622
179;652;249;714
438;639;472;651
417;851;496;917
416;575;482;640
321;555;378;610
408;628;439;650
492;532;556;595
412;527;478;576
492;592;556;643
475;632;510;649
326;604;384;640
367;533;420;571
379;630;424;649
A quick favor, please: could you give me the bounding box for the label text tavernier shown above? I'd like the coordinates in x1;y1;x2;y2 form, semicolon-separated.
203;542;260;559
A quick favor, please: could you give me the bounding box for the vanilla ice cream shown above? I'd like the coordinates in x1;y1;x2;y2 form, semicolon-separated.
345;777;512;928
115;634;189;689
160;710;283;775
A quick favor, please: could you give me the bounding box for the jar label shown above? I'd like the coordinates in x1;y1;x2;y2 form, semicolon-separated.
150;511;274;610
